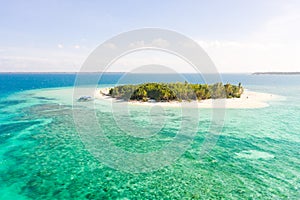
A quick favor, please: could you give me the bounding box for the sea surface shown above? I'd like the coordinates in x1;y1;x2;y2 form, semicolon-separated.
0;73;299;199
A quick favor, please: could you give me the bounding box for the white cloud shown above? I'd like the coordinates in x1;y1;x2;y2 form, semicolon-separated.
196;8;300;73
128;38;169;49
151;38;169;48
103;42;117;49
197;39;300;73
108;50;196;73
0;47;88;72
129;40;145;48
2;4;299;73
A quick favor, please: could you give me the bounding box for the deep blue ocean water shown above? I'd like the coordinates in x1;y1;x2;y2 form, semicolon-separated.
1;72;299;95
0;73;299;199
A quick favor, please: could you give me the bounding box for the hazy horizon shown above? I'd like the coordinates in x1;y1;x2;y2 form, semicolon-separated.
1;70;300;74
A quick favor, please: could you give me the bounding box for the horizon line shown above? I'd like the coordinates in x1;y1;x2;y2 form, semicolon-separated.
0;71;299;74
0;71;253;74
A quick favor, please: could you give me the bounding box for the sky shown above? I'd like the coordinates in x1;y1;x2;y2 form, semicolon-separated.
0;0;299;73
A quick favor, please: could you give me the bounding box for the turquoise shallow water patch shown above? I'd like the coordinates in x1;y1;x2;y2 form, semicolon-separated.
0;77;299;199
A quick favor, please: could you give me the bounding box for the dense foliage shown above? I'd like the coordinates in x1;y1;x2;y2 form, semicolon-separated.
108;82;243;102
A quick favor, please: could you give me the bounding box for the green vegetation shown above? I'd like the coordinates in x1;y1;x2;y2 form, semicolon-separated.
108;82;243;102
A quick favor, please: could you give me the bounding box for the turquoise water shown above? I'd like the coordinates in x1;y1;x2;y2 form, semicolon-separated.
0;74;299;199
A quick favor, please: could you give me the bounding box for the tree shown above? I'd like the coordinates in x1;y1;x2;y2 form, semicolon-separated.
107;82;243;101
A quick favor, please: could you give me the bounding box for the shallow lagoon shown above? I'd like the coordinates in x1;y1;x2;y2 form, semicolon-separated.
0;74;299;199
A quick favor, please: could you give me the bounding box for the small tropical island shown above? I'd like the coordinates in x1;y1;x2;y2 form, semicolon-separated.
95;82;281;108
105;82;243;102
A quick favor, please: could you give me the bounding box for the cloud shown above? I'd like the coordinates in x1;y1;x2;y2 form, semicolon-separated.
57;44;64;49
2;4;299;73
196;38;300;73
151;38;169;48
103;42;117;49
107;50;196;73
129;40;145;48
128;38;169;49
0;47;88;72
195;8;300;73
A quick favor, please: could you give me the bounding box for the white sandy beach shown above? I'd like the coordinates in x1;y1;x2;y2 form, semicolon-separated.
95;87;283;109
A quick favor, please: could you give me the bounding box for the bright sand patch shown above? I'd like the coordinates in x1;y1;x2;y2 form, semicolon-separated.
95;88;284;109
235;150;275;160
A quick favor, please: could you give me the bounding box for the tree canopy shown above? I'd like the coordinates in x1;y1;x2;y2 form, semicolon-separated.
108;82;243;102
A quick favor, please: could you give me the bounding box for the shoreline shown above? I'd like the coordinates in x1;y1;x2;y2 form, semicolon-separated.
95;87;284;109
